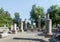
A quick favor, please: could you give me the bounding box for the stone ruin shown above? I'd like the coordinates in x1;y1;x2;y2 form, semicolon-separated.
0;25;9;38
0;13;53;38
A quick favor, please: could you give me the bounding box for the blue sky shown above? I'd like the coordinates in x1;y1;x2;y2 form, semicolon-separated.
0;0;60;21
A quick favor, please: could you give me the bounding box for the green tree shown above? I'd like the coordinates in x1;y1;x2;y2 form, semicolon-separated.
30;5;45;27
14;12;21;27
47;5;60;27
4;11;13;28
0;8;12;27
55;7;60;25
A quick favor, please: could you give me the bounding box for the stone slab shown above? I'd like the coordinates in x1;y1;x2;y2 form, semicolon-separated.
0;32;8;38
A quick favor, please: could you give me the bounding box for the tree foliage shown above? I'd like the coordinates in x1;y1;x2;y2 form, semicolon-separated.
0;8;12;27
47;5;60;27
14;12;21;26
30;5;45;27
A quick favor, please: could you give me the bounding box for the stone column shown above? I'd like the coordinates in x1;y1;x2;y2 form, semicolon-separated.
4;25;6;28
24;19;27;31
49;20;52;35
19;18;21;32
11;25;13;31
3;25;7;32
13;23;17;33
13;23;17;30
46;14;52;35
31;19;34;31
46;13;49;19
38;16;41;31
21;21;24;32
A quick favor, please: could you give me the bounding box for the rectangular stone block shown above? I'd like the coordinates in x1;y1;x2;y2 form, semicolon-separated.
0;33;8;38
46;19;52;35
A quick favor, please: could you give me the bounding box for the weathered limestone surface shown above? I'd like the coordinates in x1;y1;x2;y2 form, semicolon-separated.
0;32;8;38
45;14;53;35
24;19;27;31
21;22;24;32
11;23;17;34
46;19;52;35
38;16;41;31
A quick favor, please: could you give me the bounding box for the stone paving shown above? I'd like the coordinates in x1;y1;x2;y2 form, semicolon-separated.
0;32;49;42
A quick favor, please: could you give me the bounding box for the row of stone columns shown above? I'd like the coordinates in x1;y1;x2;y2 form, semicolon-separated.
38;14;52;35
10;23;24;33
10;14;52;35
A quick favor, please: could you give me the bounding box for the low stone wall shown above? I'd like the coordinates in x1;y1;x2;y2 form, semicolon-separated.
0;32;8;38
0;27;9;32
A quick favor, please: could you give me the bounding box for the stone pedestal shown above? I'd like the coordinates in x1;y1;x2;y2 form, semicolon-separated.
46;19;52;35
45;14;53;38
13;23;17;34
11;25;13;31
31;19;34;31
24;19;27;31
38;16;41;31
14;24;17;30
31;25;34;31
21;22;24;32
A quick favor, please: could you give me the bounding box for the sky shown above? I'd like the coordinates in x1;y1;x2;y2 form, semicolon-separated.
0;0;60;21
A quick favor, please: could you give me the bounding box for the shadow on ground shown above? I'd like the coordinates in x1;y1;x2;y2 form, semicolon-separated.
13;37;47;42
49;38;56;42
37;32;45;36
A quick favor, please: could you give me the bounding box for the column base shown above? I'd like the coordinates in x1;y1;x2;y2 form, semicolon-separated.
20;29;24;32
47;33;53;35
38;29;41;32
45;33;53;38
12;30;17;34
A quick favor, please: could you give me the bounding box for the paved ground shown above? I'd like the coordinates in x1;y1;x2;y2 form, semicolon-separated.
0;32;50;42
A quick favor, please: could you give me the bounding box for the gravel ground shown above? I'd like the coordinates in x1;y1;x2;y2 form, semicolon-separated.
0;32;49;42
